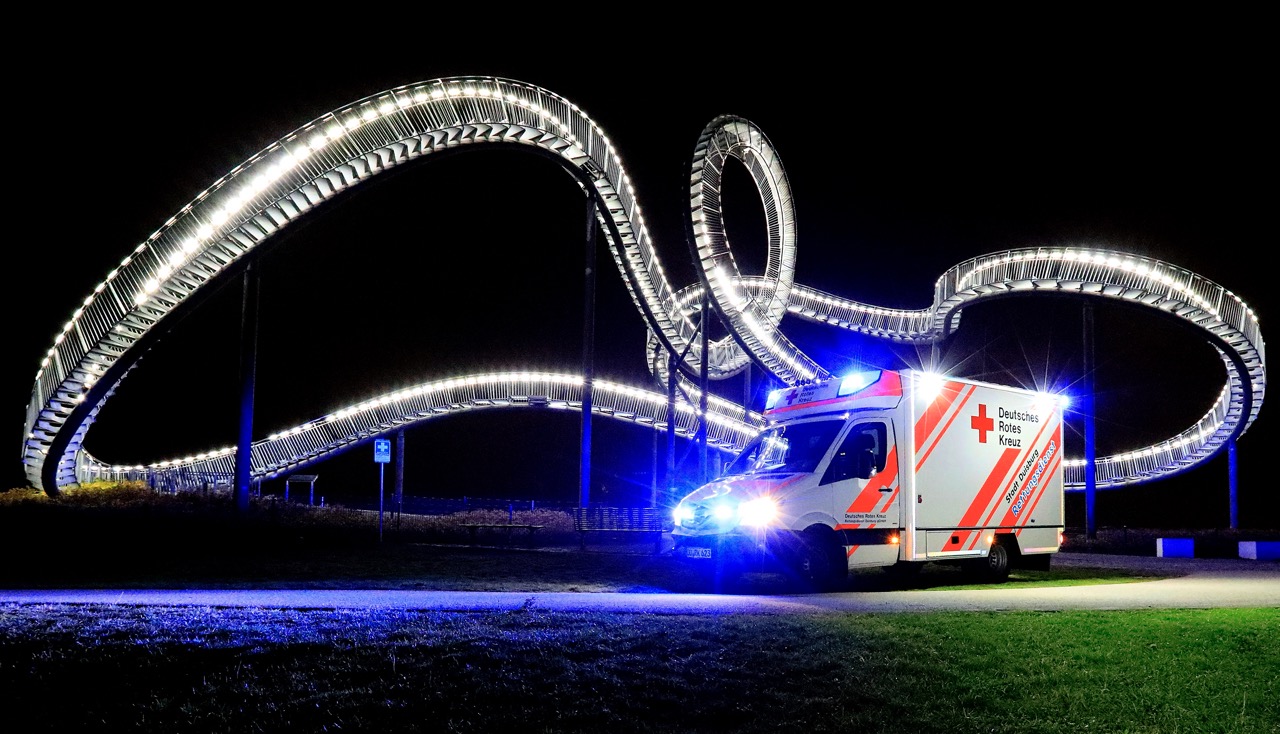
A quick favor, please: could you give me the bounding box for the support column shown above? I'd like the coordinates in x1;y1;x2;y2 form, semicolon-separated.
698;293;710;484
1083;302;1097;539
665;353;677;506
579;194;598;510
650;422;659;509
395;428;405;526
234;262;260;513
1229;439;1239;529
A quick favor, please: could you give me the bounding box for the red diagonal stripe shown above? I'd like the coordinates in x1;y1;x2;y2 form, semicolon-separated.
878;486;900;513
1013;449;1062;533
1001;427;1064;529
957;447;1023;531
914;383;973;468
977;410;1059;531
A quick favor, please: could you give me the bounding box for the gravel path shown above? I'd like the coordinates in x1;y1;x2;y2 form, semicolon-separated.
2;553;1276;615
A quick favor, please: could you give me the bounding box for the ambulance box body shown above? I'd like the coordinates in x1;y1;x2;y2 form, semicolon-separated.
670;369;1066;589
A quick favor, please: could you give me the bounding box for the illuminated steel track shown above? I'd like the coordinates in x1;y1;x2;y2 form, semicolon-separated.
77;373;761;487
22;77;1265;494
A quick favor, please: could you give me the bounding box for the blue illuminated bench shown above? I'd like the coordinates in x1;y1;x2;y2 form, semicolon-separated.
574;507;669;554
1239;541;1280;560
460;523;544;547
1156;538;1195;557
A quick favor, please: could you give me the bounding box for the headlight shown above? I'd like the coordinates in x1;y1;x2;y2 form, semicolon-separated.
738;496;778;527
672;504;695;526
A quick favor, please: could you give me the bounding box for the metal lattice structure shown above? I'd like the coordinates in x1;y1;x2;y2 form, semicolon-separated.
21;77;1265;494
774;251;1265;488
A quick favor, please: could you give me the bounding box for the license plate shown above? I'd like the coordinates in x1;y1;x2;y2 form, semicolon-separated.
684;546;712;559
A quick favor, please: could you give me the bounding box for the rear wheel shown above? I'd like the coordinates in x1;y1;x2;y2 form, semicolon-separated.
966;542;1010;582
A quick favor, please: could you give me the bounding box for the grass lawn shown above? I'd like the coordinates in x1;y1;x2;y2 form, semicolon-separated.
1;604;1275;733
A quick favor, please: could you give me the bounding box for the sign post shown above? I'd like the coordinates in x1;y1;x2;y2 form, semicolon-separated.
374;438;391;542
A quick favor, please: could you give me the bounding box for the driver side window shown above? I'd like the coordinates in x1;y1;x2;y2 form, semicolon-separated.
820;422;888;485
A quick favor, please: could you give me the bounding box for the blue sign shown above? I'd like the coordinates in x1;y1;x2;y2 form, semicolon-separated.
374;438;391;463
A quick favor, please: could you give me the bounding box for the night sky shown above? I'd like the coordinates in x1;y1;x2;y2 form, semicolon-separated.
8;32;1274;527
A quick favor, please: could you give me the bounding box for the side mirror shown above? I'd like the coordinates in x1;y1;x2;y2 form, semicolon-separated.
853;450;875;480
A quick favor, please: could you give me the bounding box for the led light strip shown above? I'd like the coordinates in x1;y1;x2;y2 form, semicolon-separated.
81;373;761;485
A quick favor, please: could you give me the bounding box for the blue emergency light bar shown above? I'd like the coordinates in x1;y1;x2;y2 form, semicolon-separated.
764;387;786;411
766;370;885;411
838;370;883;396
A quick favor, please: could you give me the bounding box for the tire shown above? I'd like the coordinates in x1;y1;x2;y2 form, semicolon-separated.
968;542;1010;582
795;529;848;592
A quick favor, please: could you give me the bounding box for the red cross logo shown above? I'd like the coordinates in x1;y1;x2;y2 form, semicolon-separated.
971;404;994;443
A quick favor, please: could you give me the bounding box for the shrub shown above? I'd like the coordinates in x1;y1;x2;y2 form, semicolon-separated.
0;481;608;552
0;486;46;506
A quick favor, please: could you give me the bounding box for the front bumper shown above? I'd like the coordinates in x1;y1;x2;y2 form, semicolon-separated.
671;528;789;572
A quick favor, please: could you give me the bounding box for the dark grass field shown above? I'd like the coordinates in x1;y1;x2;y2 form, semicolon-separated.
2;483;1277;733
3;600;1276;733
1;481;1275;593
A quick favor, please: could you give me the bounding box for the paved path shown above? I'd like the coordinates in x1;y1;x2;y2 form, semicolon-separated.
2;554;1277;615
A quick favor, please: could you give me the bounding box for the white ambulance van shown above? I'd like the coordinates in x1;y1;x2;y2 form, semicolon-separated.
671;368;1067;590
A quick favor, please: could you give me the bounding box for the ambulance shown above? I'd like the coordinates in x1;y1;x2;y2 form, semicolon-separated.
670;368;1067;590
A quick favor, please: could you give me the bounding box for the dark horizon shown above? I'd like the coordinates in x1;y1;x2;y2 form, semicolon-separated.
8;44;1274;529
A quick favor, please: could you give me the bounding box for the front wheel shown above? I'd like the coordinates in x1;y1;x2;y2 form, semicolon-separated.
795;529;848;592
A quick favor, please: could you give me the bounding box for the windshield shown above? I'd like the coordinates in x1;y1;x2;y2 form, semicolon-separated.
725;419;845;476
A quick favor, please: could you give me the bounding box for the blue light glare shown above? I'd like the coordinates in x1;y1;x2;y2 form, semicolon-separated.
738;496;778;527
672;504;694;525
1032;391;1070;415
837;370;882;397
765;388;787;411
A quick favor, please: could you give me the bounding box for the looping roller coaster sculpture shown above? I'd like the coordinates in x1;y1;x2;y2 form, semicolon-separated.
21;76;1265;496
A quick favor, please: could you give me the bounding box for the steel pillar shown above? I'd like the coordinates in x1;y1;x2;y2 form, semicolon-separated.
1083;302;1097;539
1229;439;1239;529
234;262;260;513
395;428;405;527
579;193;598;509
